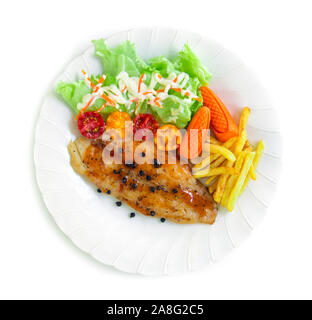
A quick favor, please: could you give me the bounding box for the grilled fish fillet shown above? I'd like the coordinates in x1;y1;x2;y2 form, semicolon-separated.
68;137;218;224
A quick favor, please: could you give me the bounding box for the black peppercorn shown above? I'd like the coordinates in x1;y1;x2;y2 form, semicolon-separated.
130;212;136;218
126;163;137;169
122;177;128;183
131;183;137;189
113;169;118;174
146;175;152;181
150;186;156;193
107;190;111;195
116;201;122;207
97;188;102;193
172;188;178;194
141;152;146;157
160;218;166;223
139;170;145;176
150;210;156;216
153;158;161;168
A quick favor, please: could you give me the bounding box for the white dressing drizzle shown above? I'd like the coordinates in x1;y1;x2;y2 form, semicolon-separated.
77;70;201;114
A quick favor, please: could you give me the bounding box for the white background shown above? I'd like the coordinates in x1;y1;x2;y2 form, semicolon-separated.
0;0;311;300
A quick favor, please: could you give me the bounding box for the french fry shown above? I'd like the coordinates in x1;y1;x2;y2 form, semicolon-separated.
221;151;246;207
214;131;246;203
192;106;263;211
234;130;247;156
249;164;257;180
210;156;227;169
209;180;218;193
213;161;232;203
227;152;255;211
240;140;264;195
204;157;227;185
243;145;256;179
204;156;227;184
239;107;250;135
209;144;236;162
205;176;217;186
193;136;237;171
193;167;238;179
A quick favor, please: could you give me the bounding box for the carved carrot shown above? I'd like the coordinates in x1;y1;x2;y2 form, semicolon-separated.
200;86;238;142
180;107;211;159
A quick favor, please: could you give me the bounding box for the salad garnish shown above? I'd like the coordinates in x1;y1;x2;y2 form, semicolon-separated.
57;40;210;128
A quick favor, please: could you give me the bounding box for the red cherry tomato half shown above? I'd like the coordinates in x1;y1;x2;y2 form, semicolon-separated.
77;111;105;139
133;114;159;140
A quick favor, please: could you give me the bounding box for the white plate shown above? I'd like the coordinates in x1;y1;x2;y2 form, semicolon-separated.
34;27;282;276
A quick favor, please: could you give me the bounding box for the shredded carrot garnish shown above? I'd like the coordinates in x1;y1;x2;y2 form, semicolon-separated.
121;86;127;93
156;89;165;93
101;93;116;106
173;77;178;83
81;69;95;89
98;75;105;85
88;79;96;89
157;74;162;79
171;87;182;93
185;92;190;97
82;97;94;111
142;91;152;95
154;97;163;108
93;86;100;94
93;75;106;94
138;74;145;93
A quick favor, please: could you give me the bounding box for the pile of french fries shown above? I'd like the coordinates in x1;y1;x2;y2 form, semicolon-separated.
193;107;264;212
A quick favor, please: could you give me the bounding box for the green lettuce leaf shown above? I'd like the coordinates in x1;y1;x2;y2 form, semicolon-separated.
113;41;149;74
174;44;212;85
148;56;178;78
151;96;192;128
92;39;150;79
136;100;149;114
56;80;91;114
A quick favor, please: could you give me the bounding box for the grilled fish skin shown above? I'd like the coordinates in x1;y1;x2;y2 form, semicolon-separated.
68;137;218;224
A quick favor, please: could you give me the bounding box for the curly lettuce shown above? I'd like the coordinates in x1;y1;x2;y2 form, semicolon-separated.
56;40;212;128
173;44;212;85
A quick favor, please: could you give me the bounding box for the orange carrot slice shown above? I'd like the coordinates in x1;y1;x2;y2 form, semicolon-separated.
180;107;211;159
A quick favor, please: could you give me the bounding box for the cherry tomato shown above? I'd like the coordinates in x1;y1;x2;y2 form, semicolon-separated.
77;111;105;139
155;124;182;151
133;114;159;140
106;111;132;138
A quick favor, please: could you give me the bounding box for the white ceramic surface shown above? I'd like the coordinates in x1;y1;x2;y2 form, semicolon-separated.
34;27;282;276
